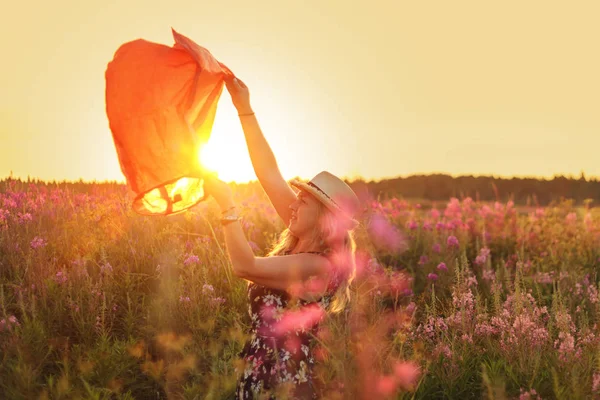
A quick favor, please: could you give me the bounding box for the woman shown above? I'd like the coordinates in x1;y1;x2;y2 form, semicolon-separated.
203;76;362;399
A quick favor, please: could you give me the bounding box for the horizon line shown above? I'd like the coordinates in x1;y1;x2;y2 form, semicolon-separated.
1;170;598;185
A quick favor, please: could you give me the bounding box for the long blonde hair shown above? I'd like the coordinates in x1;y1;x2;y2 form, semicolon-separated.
266;201;357;314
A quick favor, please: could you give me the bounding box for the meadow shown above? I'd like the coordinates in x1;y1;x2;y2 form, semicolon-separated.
1;178;599;399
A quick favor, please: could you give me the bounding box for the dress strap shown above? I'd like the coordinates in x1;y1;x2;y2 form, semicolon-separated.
284;250;326;256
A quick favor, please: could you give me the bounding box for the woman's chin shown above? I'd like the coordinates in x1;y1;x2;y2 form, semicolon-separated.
289;220;300;235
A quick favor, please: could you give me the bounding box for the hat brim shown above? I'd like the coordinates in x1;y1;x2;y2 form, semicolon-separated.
289;179;360;229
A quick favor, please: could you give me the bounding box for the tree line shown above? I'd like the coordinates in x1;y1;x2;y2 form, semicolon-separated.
345;173;599;206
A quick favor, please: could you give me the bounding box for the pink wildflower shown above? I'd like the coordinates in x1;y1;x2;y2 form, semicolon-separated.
437;262;447;272
1;315;20;331
482;269;496;282
446;235;459;248
0;209;10;223
210;297;226;306
389;272;410;296
30;236;47;249
475;321;498;337
461;333;473;343
588;285;599;304
3;198;17;208
54;271;67;285
183;254;199;266
554;331;579;363
179;296;191;303
474;247;491;266
433;343;453;359
593;372;600;393
534;272;553;284
17;212;33;224
479;205;492;217
519;388;541;400
427;273;438;281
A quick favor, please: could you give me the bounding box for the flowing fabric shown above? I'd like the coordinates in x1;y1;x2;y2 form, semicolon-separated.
105;28;232;215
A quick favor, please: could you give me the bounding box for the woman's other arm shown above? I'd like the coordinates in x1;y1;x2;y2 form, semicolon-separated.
203;176;330;301
225;77;297;225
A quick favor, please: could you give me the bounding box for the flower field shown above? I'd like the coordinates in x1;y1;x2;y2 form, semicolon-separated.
1;178;599;399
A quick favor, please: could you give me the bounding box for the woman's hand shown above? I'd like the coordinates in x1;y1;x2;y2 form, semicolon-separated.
203;173;235;210
225;76;252;114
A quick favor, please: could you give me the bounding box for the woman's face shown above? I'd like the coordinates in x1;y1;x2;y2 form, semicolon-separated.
289;190;321;237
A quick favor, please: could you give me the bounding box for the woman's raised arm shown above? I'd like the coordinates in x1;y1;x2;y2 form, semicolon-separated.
225;76;297;225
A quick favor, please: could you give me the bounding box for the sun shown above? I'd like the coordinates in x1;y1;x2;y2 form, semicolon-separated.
196;100;255;183
198;141;220;174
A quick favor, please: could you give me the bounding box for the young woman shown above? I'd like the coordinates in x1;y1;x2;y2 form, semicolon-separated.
202;76;362;399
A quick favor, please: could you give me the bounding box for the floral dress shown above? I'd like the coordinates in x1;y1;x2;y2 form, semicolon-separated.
235;250;341;399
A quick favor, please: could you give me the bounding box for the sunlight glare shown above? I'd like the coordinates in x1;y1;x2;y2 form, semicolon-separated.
196;98;256;183
198;142;219;174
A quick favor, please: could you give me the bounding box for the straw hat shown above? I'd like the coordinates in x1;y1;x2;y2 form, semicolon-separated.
290;171;361;229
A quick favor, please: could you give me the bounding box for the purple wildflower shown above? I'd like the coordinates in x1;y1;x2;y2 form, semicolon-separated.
179;296;191;303
183;254;199;266
30;236;47;249
211;297;226;306
54;271;67;285
447;235;459;248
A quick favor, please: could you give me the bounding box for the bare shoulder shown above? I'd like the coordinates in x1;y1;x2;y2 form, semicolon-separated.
256;252;331;272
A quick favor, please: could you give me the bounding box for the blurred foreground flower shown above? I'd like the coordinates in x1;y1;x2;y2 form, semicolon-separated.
368;213;408;253
272;304;325;336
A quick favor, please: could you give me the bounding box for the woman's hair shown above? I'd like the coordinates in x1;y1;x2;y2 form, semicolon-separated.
266;200;357;314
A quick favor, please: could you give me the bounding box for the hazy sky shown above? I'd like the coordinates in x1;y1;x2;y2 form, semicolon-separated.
1;0;599;183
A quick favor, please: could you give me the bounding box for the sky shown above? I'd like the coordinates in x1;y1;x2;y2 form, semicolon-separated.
1;0;599;183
